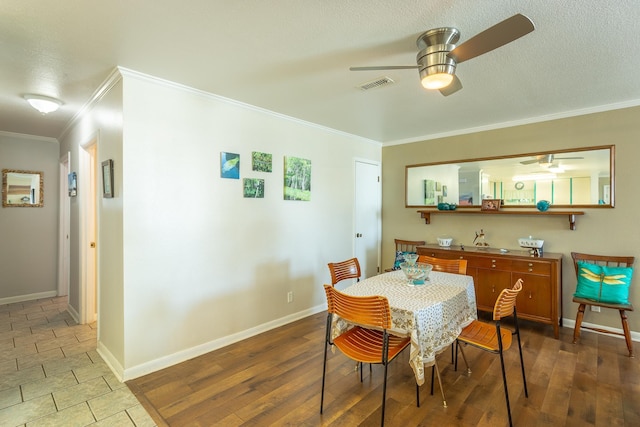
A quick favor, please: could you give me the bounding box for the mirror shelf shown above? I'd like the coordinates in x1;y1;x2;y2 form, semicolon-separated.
417;209;585;230
406;145;614;209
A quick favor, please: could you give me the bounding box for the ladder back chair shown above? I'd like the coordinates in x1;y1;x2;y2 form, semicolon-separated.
571;252;635;357
321;285;417;426
327;257;361;286
417;255;468;274
385;239;426;272
455;279;528;427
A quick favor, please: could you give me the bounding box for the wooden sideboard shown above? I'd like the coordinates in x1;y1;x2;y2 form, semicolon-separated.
416;244;563;338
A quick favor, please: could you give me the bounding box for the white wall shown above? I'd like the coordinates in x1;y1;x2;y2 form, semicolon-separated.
72;70;380;379
59;74;125;367
0;133;59;302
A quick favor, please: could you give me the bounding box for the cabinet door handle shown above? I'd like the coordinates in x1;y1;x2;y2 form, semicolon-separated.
529;291;533;299
492;285;495;293
528;268;533;272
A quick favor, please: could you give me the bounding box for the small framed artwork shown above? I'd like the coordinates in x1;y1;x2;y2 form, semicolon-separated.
481;199;501;211
252;151;272;172
68;172;77;197
442;185;448;197
243;178;265;198
102;159;114;198
221;152;240;179
284;156;311;201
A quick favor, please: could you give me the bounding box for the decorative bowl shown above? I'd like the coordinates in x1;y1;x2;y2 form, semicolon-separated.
400;262;433;285
536;200;550;212
403;253;419;265
437;237;453;247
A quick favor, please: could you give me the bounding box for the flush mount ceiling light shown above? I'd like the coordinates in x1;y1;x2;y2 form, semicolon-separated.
24;94;62;114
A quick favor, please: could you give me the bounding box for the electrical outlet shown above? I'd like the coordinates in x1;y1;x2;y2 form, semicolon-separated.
287;291;294;303
590;305;601;312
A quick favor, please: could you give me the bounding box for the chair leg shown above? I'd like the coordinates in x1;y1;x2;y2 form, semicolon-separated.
430;365;434;395
381;361;388;426
619;309;634;358
573;303;586;344
515;329;528;398
416;383;420;408
498;348;513;427
320;339;330;414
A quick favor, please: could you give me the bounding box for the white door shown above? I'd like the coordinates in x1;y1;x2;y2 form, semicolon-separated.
79;142;98;323
354;160;381;278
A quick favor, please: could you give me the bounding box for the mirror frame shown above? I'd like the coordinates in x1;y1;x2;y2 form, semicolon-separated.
2;169;44;208
405;145;614;209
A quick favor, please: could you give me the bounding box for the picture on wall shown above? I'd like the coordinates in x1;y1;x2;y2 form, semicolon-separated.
220;152;240;179
442;185;448;197
424;179;435;205
284;156;311;201
252;151;272;172
243;178;265;198
102;159;114;198
68;172;77;197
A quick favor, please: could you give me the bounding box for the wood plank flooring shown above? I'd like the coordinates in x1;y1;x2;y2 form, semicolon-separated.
126;312;640;426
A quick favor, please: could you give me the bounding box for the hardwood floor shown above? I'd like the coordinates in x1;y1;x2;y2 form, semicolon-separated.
127;312;640;426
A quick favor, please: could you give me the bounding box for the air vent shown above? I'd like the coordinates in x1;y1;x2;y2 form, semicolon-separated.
357;76;395;91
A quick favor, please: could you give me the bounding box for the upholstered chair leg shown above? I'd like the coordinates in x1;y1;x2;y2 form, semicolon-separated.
573;304;586;344
619;310;634;357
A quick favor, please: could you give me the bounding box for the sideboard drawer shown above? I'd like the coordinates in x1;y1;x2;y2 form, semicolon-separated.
512;260;551;275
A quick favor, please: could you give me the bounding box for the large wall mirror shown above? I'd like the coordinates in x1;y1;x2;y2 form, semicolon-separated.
2;169;44;207
406;145;614;208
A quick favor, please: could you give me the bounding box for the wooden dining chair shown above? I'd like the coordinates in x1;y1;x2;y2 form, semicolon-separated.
417;255;467;274
571;252;635;357
327;257;361;286
454;279;528;427
320;284;417;426
385;239;426;272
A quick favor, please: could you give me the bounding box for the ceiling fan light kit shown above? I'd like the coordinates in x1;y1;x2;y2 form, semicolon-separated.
350;14;535;96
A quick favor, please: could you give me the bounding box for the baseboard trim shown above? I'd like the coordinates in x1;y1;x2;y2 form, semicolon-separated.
0;291;58;306
562;318;639;342
120;304;327;381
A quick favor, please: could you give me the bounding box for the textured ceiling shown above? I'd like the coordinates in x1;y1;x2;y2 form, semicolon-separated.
1;0;640;143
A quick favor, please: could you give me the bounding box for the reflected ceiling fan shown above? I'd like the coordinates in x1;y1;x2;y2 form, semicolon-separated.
520;154;584;165
350;14;535;96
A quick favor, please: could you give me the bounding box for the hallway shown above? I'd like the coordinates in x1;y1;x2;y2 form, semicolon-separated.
0;296;154;426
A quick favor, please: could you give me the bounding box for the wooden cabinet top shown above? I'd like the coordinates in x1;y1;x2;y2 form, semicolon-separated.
417;244;563;262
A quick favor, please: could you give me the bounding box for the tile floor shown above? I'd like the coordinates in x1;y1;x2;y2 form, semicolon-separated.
0;296;156;426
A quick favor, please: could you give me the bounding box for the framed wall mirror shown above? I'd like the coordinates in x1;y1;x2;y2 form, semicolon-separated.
405;145;614;208
2;169;44;207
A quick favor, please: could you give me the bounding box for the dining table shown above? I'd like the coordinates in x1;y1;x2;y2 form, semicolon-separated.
332;269;477;386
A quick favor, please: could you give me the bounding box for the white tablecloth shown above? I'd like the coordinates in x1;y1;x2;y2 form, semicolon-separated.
333;270;477;385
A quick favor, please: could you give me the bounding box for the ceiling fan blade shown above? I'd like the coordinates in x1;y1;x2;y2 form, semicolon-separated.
520;159;540;165
555;156;584;160
448;14;535;63
439;75;462;96
349;65;419;71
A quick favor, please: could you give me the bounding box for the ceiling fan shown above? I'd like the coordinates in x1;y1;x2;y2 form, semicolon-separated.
350;14;535;96
520;154;585;165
